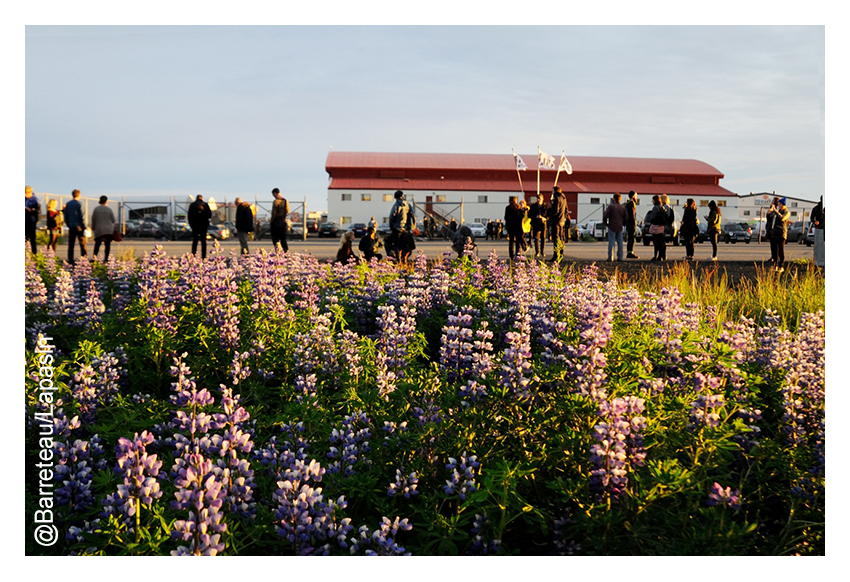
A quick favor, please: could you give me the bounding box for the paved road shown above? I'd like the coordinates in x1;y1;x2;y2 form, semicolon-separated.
111;236;817;263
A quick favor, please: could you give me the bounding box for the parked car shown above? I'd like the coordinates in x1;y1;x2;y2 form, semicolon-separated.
318;222;341;238
577;220;607;240
641;212;680;246
787;221;806;243
136;221;160;239
348;223;368;238
287;223;305;239
207;223;230;240
376;223;391;236
466;222;487;238
721;223;751;244
805;223;815;246
306;219;318;234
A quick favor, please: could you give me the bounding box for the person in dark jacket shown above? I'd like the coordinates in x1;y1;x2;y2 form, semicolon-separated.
766;196;791;272
63;189;87;264
25;185;41;254
704;200;721;261
624;191;640;259
269;188;290;252
603;193;628;261
547;186;569;262
528;196;549;259
647;195;669;261
504;196;526;260
91;195;116;262
188;194;212;258
388;190;415;262
234;198;254;255
359;225;384;261
680;198;699;261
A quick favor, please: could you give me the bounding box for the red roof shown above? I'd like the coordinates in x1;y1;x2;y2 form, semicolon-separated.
326;151;725;177
325;152;735;197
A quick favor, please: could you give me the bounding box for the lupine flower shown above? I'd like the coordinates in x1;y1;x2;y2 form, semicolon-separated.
387;468;419;498
688;394;725;429
706;482;741;510
444;452;479;501
349;516;413;556
327;412;372;476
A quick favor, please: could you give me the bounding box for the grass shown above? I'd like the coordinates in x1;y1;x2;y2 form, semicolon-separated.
620;260;825;329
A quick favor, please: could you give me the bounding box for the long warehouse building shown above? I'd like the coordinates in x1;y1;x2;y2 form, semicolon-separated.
325;151;738;229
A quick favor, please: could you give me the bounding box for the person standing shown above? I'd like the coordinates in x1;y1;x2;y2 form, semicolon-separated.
603;193;627;261
235;197;254;255
269;188;290;252
680;198;699;261
91;195;116;262
624;191;640;259
547;186;569;263
504;195;526;260
25;186;41;254
528;196;549;259
188;194;212;258
63;189;87;264
646;195;668;261
704;200;721;261
810;195;824;267
389;190;416;262
766;197;791;272
46;198;62;252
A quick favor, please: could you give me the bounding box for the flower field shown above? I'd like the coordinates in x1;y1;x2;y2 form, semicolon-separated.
24;244;825;556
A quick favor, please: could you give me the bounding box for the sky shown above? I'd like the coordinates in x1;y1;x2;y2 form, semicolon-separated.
23;23;826;213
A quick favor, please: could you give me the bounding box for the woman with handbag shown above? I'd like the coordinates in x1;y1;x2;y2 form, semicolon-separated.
647;195;668;261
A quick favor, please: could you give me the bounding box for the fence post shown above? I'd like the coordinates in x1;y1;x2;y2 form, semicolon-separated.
303;197;307;240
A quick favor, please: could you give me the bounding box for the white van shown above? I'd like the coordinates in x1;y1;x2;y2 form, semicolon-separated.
578;220;607;240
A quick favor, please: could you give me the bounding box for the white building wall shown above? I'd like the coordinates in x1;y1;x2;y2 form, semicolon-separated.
575;193;739;227
326;189;524;227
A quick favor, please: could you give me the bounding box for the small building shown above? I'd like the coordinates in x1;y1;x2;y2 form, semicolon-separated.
325;152;739;229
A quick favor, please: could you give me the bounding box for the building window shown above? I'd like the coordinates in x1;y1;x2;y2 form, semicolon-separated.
361;193;371;201
476;218;487;224
340;216;351;225
717;201;726;207
478;195;488;203
700;200;709;207
436;195;446;202
382;217;389;224
590;197;600;204
791;211;798;217
341;193;351;201
383;194;393;202
791;202;798;208
743;210;751;216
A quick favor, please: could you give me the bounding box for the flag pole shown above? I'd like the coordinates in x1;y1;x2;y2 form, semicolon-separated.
513;148;524;194
554;149;564;187
537;146;541;200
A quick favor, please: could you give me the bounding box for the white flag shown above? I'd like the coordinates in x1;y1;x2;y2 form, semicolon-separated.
514;152;527;171
538;150;556;169
559;154;573;175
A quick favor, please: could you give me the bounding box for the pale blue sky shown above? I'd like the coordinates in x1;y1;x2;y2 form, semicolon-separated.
24;25;825;212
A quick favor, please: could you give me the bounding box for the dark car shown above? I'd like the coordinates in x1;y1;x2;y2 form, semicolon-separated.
377;223;391;236
136;221;160;238
317;222;340;238
721;223;751;244
641;211;680;246
306;219;318;234
348;223;368;238
787;221;806;243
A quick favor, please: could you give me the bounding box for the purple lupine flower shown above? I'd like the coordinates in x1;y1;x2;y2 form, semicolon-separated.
444;452;479;501
564;295;613;402
467;512;501;555
349;516;413;556
25;258;48;307
387;468;419;498
688;394;725;429
439;309;476;382
55;437;104;512
589;397;646;502
137;246;180;333
326;412;372;476
202;250;241;351
103;431;163;526
272;457;353;555
170;454;228;556
706;482;741;510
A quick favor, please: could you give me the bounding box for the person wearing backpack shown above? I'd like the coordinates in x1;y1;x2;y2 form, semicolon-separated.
270;188;290;252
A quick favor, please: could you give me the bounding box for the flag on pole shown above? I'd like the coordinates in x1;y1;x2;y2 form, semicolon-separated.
558;153;573;175
513;151;527;171
538;149;556;170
